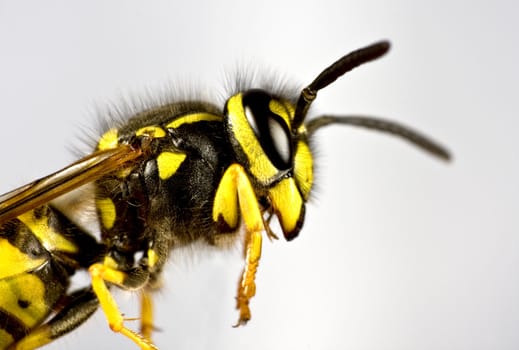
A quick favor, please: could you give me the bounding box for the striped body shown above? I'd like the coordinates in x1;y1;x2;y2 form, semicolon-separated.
0;206;101;348
0;97;314;348
0;42;449;349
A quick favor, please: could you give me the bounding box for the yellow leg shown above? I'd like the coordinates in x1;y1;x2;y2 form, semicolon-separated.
234;230;263;327
217;164;266;327
88;263;158;350
140;290;154;341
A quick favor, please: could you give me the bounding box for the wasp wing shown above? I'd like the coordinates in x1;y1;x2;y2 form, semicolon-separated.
0;145;142;225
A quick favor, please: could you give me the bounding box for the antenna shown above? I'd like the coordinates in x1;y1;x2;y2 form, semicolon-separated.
293;41;390;129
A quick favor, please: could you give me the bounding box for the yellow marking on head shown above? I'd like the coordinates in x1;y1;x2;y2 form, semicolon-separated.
227;94;278;183
98;128;119;151
0;328;14;349
0;239;46;279
18;211;77;254
156;151;186;180
96;198;116;230
147;249;158;268
166;113;222;129
269;178;303;236
135;125;166;138
268;99;294;126
0;274;48;327
294;140;314;200
286;101;295;120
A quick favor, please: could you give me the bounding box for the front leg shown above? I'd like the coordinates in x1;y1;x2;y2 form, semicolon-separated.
234;230;263;326
213;164;266;326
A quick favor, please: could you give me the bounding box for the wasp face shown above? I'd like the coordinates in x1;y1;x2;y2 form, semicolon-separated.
224;89;313;240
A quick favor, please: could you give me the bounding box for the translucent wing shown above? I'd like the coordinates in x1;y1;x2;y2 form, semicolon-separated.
0;145;142;225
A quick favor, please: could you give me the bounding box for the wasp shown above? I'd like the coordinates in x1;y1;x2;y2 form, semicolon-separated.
0;41;450;350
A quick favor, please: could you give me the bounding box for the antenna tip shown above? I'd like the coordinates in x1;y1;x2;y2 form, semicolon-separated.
370;40;391;56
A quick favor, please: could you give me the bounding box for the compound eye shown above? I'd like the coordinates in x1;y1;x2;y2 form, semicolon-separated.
242;90;293;170
268;116;291;164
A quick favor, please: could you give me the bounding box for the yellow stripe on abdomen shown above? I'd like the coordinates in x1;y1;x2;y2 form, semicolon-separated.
0;238;46;280
0;273;48;329
0;328;15;349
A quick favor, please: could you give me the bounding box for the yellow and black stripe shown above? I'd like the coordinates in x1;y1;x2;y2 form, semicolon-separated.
0;41;450;350
0;205;101;349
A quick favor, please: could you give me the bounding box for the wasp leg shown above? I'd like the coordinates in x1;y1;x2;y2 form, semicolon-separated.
88;263;158;350
140;290;154;341
213;164;265;326
10;288;98;350
234;229;262;327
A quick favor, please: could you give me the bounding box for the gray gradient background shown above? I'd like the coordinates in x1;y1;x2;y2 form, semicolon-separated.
0;1;517;349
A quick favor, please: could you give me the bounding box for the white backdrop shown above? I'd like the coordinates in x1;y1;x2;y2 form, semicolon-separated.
0;1;517;349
